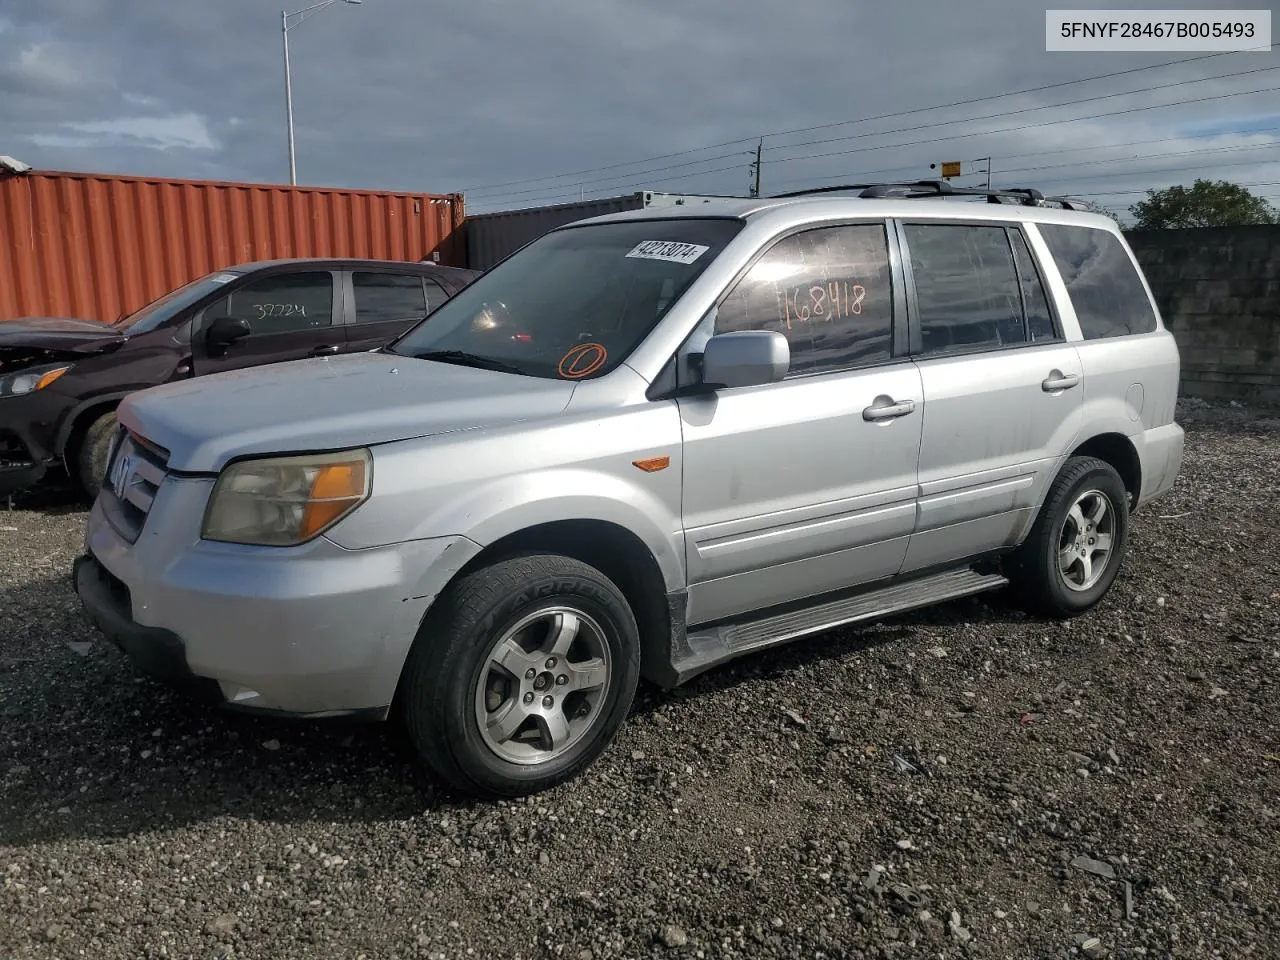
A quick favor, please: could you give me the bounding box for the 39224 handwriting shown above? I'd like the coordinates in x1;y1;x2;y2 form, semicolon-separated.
783;281;865;329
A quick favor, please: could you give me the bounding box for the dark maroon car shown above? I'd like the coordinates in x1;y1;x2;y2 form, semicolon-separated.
0;258;480;498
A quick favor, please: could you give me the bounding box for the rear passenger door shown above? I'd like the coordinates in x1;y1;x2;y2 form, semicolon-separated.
344;271;448;353
678;221;924;626
192;269;343;376
896;219;1084;575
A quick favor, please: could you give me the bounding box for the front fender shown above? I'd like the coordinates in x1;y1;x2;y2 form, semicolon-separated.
460;471;687;592
331;467;686;592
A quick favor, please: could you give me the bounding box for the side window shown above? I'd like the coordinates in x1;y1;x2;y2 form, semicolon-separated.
424;278;449;313
1037;223;1158;339
208;272;334;334
715;223;893;376
353;273;428;324
903;224;1025;356
1009;230;1057;343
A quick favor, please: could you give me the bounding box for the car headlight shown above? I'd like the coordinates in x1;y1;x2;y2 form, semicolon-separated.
201;449;372;546
0;363;72;398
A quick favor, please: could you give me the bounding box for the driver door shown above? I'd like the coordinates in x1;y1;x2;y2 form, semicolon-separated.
192;269;344;375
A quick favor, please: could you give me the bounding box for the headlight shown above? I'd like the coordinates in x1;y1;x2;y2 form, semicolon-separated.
202;449;372;546
0;363;72;397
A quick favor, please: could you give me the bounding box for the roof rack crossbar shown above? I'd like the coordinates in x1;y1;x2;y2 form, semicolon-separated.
771;180;1052;206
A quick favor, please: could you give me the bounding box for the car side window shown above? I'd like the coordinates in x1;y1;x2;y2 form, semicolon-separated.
904;223;1026;356
1009;229;1057;343
207;272;334;334
353;272;430;324
1037;223;1159;339
424;278;450;313
715;223;894;376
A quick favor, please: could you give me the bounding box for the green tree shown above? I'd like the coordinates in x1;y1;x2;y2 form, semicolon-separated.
1129;178;1278;229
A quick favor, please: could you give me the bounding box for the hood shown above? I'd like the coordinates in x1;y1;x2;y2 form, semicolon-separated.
118;351;577;473
0;316;125;353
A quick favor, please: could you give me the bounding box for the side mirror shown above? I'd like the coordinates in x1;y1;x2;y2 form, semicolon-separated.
700;330;790;389
205;316;252;354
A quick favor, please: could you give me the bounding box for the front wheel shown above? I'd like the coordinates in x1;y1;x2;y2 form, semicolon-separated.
75;410;118;501
1006;456;1130;618
398;553;641;798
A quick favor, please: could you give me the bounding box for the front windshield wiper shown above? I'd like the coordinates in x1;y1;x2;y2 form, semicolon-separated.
411;349;525;375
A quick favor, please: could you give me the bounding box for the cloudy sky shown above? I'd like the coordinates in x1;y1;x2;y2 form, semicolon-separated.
1;0;1278;219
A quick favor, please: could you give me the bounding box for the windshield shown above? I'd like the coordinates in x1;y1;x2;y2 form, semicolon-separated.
115;271;242;335
388;218;743;379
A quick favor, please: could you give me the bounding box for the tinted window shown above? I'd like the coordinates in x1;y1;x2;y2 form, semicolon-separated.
424;279;449;312
388;218;743;380
904;224;1024;355
115;271;243;335
1038;223;1158;339
715;224;893;376
353;273;427;323
1009;230;1057;342
209;272;334;334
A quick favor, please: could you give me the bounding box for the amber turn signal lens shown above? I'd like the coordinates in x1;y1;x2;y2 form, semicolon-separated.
299;460;369;540
632;456;671;473
35;367;70;390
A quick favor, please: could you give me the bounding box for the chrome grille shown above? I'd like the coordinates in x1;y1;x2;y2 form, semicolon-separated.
102;427;170;543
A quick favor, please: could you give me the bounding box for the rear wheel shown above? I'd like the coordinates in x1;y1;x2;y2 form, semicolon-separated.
398;553;640;798
1006;456;1130;618
75;410;118;500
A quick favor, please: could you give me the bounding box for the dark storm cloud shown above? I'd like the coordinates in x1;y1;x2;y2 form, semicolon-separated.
1;0;1277;217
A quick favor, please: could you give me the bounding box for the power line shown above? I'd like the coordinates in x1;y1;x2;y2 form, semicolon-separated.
765;131;1280;195
472;66;1280;207
465;149;754;204
765;63;1280;156
762;82;1280;170
453;43;1278;194
1055;178;1280;198
487;81;1280;209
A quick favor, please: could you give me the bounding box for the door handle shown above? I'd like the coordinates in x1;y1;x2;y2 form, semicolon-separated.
862;397;916;422
1041;370;1080;392
309;344;340;356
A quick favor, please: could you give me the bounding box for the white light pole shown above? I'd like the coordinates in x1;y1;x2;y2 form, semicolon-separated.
282;0;362;186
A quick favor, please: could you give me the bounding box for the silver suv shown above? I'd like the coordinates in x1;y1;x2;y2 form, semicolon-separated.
73;181;1184;798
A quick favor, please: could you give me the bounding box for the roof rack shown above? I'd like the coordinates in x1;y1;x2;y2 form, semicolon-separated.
771;179;1069;207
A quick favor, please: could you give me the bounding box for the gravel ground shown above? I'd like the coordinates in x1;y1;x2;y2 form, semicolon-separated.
2;398;1279;960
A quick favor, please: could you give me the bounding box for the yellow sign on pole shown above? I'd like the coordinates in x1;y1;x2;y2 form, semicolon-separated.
940;161;962;179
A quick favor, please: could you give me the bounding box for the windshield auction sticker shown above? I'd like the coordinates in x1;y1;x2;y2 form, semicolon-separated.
625;241;711;265
558;343;608;379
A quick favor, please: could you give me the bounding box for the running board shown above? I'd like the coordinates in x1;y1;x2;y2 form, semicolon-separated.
670;567;1008;685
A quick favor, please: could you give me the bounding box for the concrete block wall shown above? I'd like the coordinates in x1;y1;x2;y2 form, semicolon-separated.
1125;225;1280;406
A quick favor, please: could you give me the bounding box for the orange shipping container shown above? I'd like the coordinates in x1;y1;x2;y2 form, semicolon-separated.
0;168;465;323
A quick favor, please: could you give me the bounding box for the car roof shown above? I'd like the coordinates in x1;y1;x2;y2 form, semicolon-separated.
221;257;469;273
571;195;1120;232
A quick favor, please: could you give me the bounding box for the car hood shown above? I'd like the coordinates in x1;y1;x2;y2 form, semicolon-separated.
118;351;578;473
0;316;125;352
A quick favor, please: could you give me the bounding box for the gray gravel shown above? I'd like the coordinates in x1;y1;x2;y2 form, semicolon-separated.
3;398;1279;959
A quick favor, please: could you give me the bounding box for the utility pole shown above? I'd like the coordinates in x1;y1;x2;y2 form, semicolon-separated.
282;10;296;186
281;0;363;186
982;157;992;190
751;138;763;198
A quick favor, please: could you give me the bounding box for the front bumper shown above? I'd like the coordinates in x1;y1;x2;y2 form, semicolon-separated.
72;553;220;695
76;474;483;717
0;390;67;496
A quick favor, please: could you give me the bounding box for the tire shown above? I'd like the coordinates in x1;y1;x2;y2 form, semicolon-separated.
1006;456;1130;618
398;553;641;798
75;410;118;501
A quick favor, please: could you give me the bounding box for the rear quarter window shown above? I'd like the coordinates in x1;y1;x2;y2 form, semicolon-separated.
1037;223;1158;340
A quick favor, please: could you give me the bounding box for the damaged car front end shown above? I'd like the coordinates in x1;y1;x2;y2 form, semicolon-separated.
0;319;124;496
